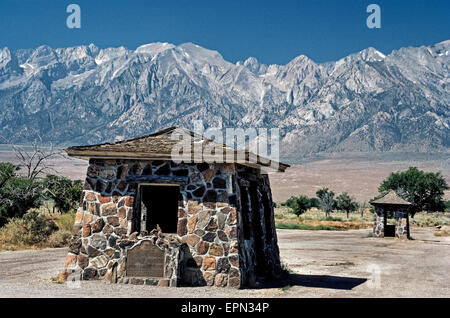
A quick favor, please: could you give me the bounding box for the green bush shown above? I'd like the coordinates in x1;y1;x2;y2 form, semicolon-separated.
0;177;43;226
336;192;358;218
309;197;320;208
378;167;449;215
43;175;82;213
284;196;297;209
0;162;19;189
0;165;82;226
284;195;311;216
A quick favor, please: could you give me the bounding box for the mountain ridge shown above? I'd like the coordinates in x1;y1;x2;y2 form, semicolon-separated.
0;40;448;158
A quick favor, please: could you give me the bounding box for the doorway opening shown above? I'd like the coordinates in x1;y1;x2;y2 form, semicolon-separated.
139;184;180;234
384;211;395;237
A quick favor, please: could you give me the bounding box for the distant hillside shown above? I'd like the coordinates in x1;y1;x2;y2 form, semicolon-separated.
0;40;448;157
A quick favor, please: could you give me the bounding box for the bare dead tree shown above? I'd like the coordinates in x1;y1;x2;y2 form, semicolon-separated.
12;141;64;180
321;192;336;218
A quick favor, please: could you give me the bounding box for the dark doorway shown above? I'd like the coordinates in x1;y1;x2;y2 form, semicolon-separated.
140;184;180;233
385;225;395;237
384;211;395;237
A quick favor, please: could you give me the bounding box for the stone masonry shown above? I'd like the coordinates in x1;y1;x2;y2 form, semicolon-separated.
371;190;411;240
373;207;385;238
62;159;281;288
394;210;409;239
372;206;409;240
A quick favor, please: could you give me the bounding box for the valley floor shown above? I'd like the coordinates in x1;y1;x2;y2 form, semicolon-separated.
269;154;450;202
0;227;448;298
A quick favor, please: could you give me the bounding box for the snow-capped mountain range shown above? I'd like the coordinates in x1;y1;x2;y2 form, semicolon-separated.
0;40;448;158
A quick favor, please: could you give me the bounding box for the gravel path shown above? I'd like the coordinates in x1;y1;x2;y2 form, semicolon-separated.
0;227;448;297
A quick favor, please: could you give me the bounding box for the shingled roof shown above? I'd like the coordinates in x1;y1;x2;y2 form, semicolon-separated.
370;190;412;206
65;127;289;172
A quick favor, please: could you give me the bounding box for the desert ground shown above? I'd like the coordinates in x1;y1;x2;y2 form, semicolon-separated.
269;153;450;202
0;227;448;298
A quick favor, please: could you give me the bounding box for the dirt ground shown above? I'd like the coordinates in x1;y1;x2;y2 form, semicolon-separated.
0;227;448;298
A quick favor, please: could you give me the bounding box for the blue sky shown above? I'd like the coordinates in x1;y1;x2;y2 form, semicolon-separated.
0;0;448;64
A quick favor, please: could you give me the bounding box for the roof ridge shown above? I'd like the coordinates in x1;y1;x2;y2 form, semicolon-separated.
370;189;412;205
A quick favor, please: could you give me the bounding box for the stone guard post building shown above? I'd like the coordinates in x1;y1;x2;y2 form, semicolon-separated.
370;190;412;240
62;127;289;288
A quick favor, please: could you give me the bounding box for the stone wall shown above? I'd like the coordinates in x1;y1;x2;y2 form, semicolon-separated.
373;207;385;238
234;165;281;287
113;230;184;286
62;159;244;288
395;210;409;240
373;206;410;240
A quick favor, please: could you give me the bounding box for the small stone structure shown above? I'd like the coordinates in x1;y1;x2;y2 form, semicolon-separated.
62;127;289;288
370;190;411;240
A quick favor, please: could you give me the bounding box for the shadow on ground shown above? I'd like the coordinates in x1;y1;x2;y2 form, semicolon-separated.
259;274;367;290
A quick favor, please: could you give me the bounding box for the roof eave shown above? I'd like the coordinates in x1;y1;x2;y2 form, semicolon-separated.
66;150;289;172
370;201;412;206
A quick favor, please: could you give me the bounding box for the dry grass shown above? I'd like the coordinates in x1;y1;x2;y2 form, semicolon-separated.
51;274;67;284
276;222;344;231
54;211;76;232
275;206;450;231
274;206;373;230
434;231;450;237
432;224;450;237
0;209;75;252
410;212;450;227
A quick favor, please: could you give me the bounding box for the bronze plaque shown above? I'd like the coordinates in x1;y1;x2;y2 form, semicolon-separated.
126;241;165;277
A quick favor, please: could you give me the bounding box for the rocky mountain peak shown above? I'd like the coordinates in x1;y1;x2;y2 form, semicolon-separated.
0;41;448;159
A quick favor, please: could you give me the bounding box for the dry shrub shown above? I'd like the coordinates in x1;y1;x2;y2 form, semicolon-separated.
47;230;72;247
54;210;76;232
0;210;57;247
47;211;75;247
0;209;76;251
411;212;450;227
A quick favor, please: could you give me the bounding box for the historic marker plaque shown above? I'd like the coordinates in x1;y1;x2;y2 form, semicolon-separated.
126;241;165;277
